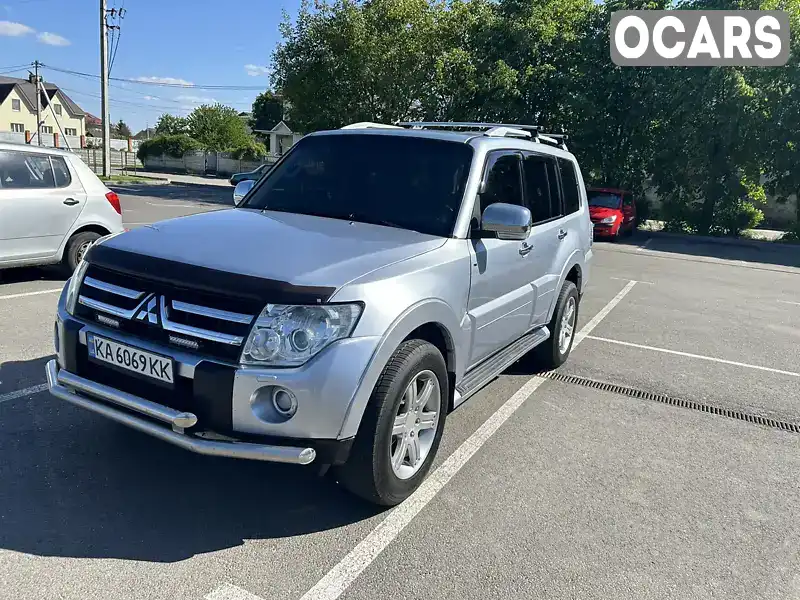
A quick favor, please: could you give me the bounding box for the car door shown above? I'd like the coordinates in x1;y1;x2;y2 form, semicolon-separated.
466;150;537;368
521;151;568;326
0;150;87;262
621;191;636;229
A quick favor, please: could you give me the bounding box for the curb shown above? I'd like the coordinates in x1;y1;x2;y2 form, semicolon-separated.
642;229;798;250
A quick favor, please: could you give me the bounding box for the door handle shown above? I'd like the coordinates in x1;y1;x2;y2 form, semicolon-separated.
63;198;80;206
519;241;533;256
557;229;568;240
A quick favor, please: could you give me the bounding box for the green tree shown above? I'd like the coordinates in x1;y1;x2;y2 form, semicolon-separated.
114;119;132;138
250;91;284;132
154;113;189;136
271;0;799;237
186;103;252;152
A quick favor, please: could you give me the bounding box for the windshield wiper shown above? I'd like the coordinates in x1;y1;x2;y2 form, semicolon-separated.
261;207;421;233
343;212;411;231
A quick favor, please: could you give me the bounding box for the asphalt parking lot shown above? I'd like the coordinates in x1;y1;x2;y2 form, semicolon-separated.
2;184;800;600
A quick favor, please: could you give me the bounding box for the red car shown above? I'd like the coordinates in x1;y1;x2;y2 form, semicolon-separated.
587;187;637;240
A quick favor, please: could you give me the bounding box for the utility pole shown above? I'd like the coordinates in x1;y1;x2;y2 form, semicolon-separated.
100;0;111;177
34;60;42;146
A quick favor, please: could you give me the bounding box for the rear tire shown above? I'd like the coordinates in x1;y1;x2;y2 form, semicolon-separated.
336;339;448;506
534;280;579;370
63;231;101;273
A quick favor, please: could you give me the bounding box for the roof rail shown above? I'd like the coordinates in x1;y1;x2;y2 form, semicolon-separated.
534;132;569;151
396;121;569;150
341;122;401;130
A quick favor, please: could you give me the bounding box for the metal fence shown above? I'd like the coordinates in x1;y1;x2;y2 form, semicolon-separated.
74;148;143;175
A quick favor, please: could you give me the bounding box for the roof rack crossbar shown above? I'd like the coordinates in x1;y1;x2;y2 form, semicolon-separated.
397;121;542;133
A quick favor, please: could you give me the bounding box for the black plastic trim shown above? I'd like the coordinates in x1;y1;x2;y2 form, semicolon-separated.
86;243;336;305
192;361;235;433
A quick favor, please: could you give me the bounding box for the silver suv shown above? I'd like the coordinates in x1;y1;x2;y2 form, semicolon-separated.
46;122;592;506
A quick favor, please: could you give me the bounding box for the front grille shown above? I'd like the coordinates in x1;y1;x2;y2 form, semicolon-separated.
75;264;260;361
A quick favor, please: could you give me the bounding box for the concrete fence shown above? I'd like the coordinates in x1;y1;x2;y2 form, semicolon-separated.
0;130;140;152
142;151;279;178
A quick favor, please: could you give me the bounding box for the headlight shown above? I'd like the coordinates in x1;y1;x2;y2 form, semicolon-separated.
240;303;363;367
65;259;89;316
600;215;618;224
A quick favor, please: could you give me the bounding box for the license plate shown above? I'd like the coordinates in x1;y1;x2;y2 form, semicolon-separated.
87;333;174;384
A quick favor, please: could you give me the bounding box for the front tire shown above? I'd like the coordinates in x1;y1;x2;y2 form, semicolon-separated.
535;280;579;370
336;339;448;506
63;231;101;273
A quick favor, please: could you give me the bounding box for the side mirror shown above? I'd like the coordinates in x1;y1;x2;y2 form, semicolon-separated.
233;179;255;205
481;203;531;241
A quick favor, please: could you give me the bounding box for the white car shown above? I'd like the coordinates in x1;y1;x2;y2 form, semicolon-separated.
0;142;124;272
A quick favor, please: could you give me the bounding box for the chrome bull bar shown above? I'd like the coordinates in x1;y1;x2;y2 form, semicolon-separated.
45;360;316;465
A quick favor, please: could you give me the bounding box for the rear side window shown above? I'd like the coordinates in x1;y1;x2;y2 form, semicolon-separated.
51;156;72;187
523;153;562;224
0;150;56;189
480;152;523;213
558;157;581;215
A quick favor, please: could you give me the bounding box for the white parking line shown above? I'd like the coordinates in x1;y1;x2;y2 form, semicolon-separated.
205;583;266;600
778;300;800;306
637;238;653;251
586;335;800;378
292;281;638;600
0;288;61;301
610;276;653;285
0;384;48;405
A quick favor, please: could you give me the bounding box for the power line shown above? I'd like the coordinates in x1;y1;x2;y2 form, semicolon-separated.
0;67;31;75
58;85;193;112
0;63;33;72
40;63;266;90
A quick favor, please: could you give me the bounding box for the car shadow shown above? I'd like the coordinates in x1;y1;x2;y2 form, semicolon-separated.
111;184;233;206
600;230;800;270
0;355;383;563
0;265;67;286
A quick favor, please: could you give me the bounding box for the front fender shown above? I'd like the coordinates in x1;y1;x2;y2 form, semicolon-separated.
337;298;463;439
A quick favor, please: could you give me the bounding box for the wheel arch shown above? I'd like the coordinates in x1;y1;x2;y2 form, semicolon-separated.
57;223;113;259
546;251;584;323
338;299;463;439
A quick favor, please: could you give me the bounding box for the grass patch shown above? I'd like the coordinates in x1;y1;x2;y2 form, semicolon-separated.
99;175;153;183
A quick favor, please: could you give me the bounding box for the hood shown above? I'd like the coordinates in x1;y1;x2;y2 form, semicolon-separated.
100;208;446;289
589;206;621;221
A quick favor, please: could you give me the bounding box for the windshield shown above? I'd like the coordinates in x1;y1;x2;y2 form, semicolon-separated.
588;191;622;209
241;134;473;237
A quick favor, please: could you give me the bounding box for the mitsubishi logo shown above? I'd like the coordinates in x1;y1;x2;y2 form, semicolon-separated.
135;294;159;325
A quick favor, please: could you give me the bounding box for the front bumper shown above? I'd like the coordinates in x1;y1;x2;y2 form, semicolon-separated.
49;289;378;465
46;359;317;464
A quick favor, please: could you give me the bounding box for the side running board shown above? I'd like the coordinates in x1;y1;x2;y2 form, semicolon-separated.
455;326;549;406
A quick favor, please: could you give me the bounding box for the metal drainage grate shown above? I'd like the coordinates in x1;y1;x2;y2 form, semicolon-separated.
540;371;800;434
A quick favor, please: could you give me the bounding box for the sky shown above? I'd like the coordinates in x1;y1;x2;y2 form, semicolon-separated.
0;0;304;132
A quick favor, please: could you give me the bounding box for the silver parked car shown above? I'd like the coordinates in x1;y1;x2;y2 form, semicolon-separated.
45;122;592;506
0;142;124;272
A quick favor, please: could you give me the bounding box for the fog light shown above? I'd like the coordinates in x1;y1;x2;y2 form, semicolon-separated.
272;387;298;417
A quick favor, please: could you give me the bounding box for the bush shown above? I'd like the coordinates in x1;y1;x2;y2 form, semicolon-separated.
710;199;764;237
634;195;652;223
779;223;800;243
231;140;267;161
660;197;698;234
137;134;201;162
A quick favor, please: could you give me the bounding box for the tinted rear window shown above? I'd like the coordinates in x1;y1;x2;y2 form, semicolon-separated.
242;134;473;237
